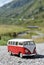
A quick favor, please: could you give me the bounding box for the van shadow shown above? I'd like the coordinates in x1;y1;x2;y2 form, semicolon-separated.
23;54;44;59
11;54;44;59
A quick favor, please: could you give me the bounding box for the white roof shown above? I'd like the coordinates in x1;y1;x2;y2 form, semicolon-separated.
8;39;33;42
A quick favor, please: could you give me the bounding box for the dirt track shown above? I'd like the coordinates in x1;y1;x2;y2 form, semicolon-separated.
0;43;44;65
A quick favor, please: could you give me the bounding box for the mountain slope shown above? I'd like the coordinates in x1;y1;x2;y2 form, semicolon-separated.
0;0;44;25
0;0;34;17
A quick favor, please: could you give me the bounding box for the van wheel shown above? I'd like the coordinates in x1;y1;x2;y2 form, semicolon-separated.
19;53;23;58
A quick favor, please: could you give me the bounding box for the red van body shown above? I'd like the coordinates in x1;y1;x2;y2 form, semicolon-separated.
7;39;37;57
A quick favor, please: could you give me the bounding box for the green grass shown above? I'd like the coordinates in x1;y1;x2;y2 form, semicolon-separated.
0;25;28;34
0;25;28;45
0;24;44;45
0;36;12;45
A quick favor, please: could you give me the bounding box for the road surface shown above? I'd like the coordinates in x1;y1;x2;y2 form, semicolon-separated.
0;43;44;65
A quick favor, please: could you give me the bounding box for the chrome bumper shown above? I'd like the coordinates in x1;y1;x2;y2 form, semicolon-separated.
23;54;36;56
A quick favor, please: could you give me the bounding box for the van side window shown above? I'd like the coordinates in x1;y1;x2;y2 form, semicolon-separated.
19;42;23;45
13;42;15;45
8;41;10;44
16;42;18;45
10;41;12;45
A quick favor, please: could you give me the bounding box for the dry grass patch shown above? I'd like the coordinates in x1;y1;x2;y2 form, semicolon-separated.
0;25;28;34
33;37;44;43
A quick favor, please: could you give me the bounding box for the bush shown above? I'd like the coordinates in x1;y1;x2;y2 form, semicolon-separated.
0;36;1;40
12;32;17;38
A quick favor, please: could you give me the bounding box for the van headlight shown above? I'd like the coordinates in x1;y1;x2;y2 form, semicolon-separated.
25;49;28;53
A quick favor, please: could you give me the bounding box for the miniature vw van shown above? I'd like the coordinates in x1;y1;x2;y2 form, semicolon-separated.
7;39;37;57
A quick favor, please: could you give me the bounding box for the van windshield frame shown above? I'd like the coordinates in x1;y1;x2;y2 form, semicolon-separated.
23;41;35;46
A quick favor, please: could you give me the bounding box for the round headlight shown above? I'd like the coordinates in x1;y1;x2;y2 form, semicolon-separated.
25;49;28;53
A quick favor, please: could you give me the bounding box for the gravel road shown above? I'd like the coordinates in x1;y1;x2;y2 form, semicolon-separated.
0;43;44;65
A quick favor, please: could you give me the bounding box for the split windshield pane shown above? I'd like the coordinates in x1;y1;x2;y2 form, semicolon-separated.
24;41;35;45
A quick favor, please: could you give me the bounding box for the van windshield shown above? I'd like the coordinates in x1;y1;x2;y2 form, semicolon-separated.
23;41;35;46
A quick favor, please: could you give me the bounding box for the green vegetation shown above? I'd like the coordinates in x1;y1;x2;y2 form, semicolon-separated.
0;25;28;45
0;25;27;34
0;25;44;45
0;0;44;45
0;0;44;24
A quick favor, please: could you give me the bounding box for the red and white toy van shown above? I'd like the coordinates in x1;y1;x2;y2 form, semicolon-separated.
7;39;37;57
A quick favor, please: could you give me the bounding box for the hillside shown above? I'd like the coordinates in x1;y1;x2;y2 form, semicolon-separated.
0;0;44;25
0;0;34;17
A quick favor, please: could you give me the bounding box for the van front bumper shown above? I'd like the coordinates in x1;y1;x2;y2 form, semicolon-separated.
23;54;36;56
